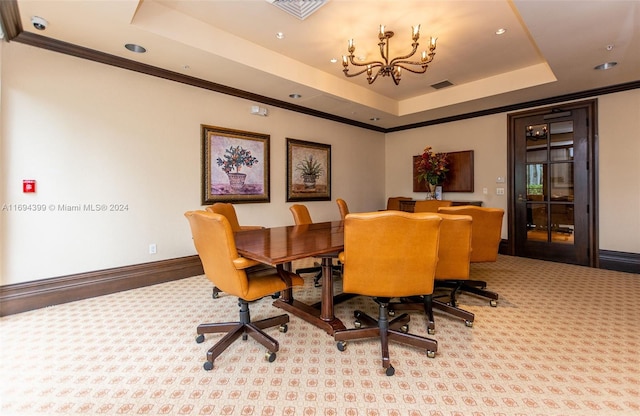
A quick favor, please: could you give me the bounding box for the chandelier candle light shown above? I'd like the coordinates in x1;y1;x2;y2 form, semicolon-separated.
342;25;437;85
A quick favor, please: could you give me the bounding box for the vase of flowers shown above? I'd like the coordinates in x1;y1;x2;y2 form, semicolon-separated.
296;155;323;189
415;146;449;199
216;145;259;192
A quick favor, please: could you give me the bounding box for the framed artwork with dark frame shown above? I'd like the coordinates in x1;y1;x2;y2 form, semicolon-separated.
286;138;331;202
201;124;270;204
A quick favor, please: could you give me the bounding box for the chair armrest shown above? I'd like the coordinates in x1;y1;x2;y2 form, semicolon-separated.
233;257;262;270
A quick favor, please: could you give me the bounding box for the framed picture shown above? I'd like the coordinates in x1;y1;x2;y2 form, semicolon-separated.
286;138;331;202
201;124;270;204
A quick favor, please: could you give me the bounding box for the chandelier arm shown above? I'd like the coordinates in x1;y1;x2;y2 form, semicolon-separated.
387;43;420;65
344;66;378;78
368;68;382;84
392;54;435;68
347;55;385;68
390;70;401;85
393;63;429;74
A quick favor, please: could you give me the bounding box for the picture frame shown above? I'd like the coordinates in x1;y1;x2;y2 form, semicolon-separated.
286;138;331;202
201;124;270;204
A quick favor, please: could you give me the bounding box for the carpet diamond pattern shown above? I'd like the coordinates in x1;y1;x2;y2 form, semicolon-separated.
1;255;639;415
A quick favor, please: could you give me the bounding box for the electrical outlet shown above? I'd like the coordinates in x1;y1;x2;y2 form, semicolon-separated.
483;187;488;195
149;243;157;254
496;187;505;195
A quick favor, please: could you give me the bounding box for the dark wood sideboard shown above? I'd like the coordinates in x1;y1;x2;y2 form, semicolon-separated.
399;200;483;213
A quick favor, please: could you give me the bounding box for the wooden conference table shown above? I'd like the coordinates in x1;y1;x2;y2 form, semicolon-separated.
234;221;347;335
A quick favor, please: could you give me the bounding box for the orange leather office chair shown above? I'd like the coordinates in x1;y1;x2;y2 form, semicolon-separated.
289;204;341;287
336;198;349;220
206;203;268;299
334;211;442;376
413;200;453;212
207;203;263;233
437;205;505;306
389;213;475;332
185;210;303;370
386;196;412;211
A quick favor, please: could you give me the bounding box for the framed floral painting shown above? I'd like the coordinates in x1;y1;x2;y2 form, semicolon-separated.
286;138;331;202
201;125;270;204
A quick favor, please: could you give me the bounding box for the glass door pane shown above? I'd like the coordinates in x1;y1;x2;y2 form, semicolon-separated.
527;203;547;241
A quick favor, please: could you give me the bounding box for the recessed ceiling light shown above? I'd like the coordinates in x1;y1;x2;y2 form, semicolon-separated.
594;62;617;70
370;117;380;121
125;43;146;53
289;93;302;99
276;32;285;39
330;58;338;63
495;28;506;35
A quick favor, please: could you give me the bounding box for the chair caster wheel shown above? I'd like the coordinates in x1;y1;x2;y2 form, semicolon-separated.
272;291;281;299
400;324;409;333
242;334;248;341
385;365;395;376
465;320;473;328
279;324;288;333
388;310;395;317
195;334;205;344
265;351;276;362
428;328;435;335
212;289;220;299
427;350;436;358
203;361;213;371
490;300;498;307
354;320;362;329
337;341;347;352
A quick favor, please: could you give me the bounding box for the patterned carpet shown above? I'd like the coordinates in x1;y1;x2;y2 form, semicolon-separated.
1;255;639;415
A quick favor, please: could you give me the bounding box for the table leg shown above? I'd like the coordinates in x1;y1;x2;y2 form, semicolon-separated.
320;257;335;322
276;264;293;303
273;257;346;335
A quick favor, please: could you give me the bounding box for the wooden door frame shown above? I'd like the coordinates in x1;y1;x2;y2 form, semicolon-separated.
506;99;599;267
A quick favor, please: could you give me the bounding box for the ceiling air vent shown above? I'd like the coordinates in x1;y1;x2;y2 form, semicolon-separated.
265;0;328;20
431;80;454;90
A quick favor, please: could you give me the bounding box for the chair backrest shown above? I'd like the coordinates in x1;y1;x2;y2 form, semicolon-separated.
386;196;412;211
438;206;504;262
434;213;472;280
290;204;313;225
206;203;242;232
184;210;250;298
414;200;453;213
336;198;349;220
341;211;442;298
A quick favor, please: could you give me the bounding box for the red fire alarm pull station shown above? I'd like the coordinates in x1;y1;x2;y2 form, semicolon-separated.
23;180;36;193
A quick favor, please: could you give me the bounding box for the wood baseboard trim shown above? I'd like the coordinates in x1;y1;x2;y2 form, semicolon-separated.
599;250;640;274
0;256;203;316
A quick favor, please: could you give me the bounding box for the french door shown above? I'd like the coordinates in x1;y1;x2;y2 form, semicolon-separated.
508;100;597;266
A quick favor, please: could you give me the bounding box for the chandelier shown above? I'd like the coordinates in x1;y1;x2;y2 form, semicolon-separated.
342;25;437;85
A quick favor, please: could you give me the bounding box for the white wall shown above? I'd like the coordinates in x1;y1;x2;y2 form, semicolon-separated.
598;90;640;253
0;42;385;285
